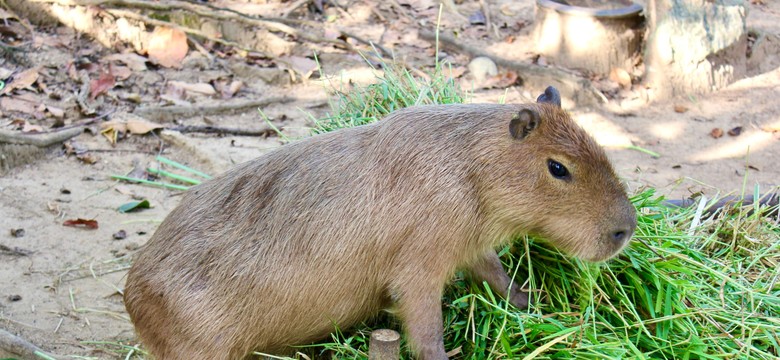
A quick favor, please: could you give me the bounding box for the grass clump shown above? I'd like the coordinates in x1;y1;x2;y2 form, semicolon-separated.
302;63;780;359
311;63;465;134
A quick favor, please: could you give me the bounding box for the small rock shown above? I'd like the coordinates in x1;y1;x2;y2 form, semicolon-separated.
10;228;24;238
8;294;21;302
468;10;486;25
125;242;140;251
727;126;743;136
60;187;71;194
674;105;688;113
710;128;724;138
113;230;127;240
467;57;498;84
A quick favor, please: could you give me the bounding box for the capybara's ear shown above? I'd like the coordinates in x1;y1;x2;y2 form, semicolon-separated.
536;86;561;108
509;109;540;140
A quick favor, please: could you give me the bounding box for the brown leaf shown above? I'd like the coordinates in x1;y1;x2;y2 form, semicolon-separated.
126;118;163;134
147;27;189;69
710;128;724;139
90;68;115;99
674;105;688;113
2;67;40;94
103;53;148;72
280;56;318;80
76;153;99;164
111;65;133;81
46;105;65;118
215;79;244;99
0;97;36;114
727;126;743;136
22;122;43;133
63;218;99;229
609;68;631;88
168;81;216;96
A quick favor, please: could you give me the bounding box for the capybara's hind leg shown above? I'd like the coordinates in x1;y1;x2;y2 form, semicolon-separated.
468;251;529;309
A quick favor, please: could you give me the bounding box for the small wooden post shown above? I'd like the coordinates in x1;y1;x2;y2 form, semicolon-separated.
369;329;400;360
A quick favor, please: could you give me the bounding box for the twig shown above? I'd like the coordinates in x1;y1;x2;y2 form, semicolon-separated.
76;71;96;115
479;0;498;39
418;30;607;106
0;126;83;147
133;96;294;122
168;124;274;137
0;328;55;360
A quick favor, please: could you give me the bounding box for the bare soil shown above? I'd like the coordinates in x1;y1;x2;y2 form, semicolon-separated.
1;0;779;358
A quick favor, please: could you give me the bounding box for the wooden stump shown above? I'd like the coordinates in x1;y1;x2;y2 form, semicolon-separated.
368;329;400;360
534;0;645;76
644;0;748;99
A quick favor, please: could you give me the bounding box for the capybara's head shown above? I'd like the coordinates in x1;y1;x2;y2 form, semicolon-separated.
485;87;636;262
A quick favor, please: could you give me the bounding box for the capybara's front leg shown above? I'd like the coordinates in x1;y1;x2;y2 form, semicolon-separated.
469;251;529;309
396;287;449;360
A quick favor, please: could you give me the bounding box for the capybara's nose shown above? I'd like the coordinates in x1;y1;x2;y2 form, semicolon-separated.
611;228;632;245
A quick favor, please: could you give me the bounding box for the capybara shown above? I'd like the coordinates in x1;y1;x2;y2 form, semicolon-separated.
124;86;636;359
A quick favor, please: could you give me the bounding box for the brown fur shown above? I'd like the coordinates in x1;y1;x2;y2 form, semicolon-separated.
124;98;636;359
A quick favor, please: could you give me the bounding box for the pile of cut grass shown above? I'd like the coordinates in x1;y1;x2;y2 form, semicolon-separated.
300;64;780;359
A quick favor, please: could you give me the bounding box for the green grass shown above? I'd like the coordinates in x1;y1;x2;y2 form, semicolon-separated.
290;63;780;359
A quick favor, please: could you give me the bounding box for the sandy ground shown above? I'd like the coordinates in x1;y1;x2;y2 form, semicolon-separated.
1;0;779;358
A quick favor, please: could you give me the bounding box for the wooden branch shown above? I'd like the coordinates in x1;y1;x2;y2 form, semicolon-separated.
0;127;83;147
0;328;52;360
418;30;607;106
133;96;295;122
168;124;274;137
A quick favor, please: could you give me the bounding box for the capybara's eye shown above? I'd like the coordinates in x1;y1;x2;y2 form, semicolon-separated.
547;159;569;179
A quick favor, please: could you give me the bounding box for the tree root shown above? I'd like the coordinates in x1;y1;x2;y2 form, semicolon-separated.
418;30;607;107
132;96;295;123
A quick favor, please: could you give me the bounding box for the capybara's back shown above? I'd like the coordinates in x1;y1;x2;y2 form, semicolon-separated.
125;93;636;360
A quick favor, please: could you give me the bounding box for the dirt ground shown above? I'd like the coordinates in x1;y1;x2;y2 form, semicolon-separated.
1;0;779;358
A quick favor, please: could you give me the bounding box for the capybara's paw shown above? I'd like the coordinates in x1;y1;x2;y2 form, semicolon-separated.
510;289;530;309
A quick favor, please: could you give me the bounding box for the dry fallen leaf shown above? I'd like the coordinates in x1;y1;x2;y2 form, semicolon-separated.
63;218;99;229
76;153;99;164
111;65;133;81
46;105;65;118
214;79;244;99
90;68;115;99
710;128;724;139
147;27;189;68
168;81;216;96
0;97;36;114
280;56;318;80
103;53;148;72
674;105;688;113
126;118;163;134
2;67;40;94
609;68;632;88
